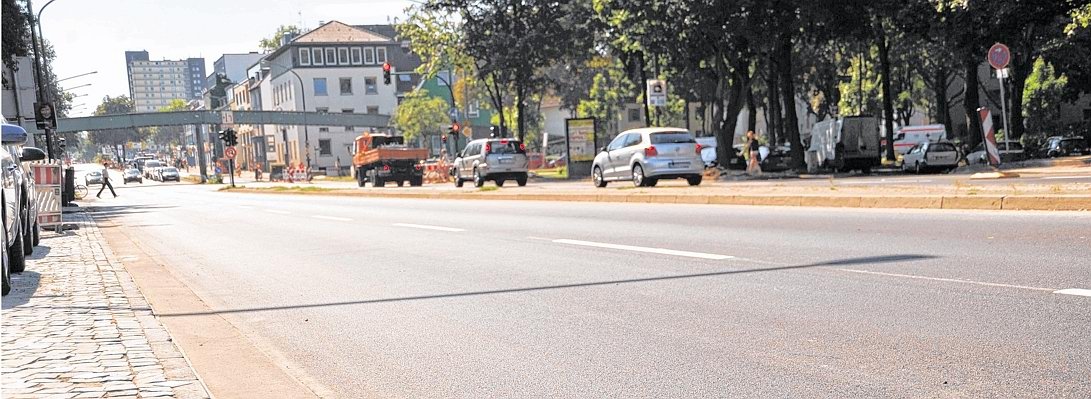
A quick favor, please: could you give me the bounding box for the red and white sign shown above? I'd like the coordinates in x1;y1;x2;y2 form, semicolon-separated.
30;161;63;231
224;146;237;160
978;107;1001;166
988;43;1010;70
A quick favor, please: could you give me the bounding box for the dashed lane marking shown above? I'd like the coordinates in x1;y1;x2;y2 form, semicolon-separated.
552;239;734;260
312;215;352;222
392;223;465;232
836;268;1055;292
1053;288;1091;297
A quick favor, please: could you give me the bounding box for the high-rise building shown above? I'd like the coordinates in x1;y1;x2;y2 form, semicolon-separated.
125;51;205;112
206;52;266;90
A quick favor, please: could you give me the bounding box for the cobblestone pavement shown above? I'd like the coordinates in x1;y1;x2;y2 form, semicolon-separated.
2;211;211;398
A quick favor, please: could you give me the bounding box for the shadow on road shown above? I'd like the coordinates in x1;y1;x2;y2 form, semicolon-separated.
150;254;937;318
2;271;42;309
85;204;178;220
27;244;51;260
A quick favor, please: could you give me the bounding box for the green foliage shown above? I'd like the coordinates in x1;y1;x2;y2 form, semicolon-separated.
88;96;146;155
577;59;634;138
259;25;301;53
1022;58;1068;135
391;90;449;141
2;0;30;71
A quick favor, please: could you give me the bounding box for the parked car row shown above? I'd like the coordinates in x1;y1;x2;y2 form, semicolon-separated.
2;122;47;296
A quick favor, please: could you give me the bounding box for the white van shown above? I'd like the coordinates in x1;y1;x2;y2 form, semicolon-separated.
889;124;946;155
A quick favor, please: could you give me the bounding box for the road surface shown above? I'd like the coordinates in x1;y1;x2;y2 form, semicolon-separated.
83;169;1090;398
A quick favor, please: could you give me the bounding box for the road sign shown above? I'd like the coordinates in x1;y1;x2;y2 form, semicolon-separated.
646;80;667;107
221;111;235;126
988;43;1010;70
224;146;237;160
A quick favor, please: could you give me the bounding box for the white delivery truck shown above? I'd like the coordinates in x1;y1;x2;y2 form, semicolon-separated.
807;116;881;173
888;124;947;155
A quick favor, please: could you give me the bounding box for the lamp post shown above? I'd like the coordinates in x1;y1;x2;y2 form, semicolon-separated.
261;60;310;173
54;70;97;84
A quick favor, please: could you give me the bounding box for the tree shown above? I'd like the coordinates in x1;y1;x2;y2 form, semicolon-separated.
150;99;189;147
391;90;450;141
88;96;145;161
2;0;31;71
1022;58;1067;135
577;57;635;140
259;25;300;53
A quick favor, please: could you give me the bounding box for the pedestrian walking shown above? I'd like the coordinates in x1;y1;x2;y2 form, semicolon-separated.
255;166;262;181
96;163;118;198
746;130;762;176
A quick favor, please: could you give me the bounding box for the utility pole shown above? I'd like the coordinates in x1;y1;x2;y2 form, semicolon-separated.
195;125;208;183
25;0;55;159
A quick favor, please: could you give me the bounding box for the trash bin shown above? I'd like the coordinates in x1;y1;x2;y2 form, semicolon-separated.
63;167;75;205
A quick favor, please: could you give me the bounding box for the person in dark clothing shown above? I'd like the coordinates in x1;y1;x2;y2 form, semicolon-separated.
746;130;762;176
97;163;117;198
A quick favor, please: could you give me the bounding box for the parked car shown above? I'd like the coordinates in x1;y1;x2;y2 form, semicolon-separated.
592;128;704;187
1;123;45;281
967;142;1026;164
158;167;180;182
901;141;960;173
123;168;143;184
1044;136;1091;158
760;145;793;172
85;170;104;185
142;160;163;179
453;138;530;187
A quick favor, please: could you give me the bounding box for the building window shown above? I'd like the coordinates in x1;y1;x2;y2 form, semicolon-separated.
628;108;641;122
366;106;379;114
318;127;329;132
350;48;362;65
364;47;375;65
342;108;354;113
313;78;328;96
325;48;337;66
376;47;387;64
299;48;311;66
339;78;352;95
267;139;276;153
364;77;377;94
337;47;349;65
437;70;451;86
312;48;324;65
319;139;332;156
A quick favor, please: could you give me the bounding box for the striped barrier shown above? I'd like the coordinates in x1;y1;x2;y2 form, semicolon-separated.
30;161;63;232
423;160;451;184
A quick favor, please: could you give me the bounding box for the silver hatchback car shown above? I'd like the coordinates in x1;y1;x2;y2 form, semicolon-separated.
454;138;530;187
592;128;704;187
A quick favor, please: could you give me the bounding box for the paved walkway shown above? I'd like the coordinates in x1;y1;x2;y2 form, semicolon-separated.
2;212;210;398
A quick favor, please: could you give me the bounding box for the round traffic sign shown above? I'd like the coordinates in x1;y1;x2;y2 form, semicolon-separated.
988;43;1010;70
224;146;237;159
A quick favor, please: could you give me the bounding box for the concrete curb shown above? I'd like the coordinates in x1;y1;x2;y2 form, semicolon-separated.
224;188;1090;211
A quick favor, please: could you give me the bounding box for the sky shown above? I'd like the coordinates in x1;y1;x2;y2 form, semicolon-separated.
41;0;416;117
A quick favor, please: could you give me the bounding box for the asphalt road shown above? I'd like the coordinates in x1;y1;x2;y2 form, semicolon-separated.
82;167;1091;398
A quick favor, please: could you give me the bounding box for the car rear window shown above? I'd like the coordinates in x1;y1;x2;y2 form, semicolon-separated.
931;143;956;152
162;167;178;173
650;132;696;144
489;140;525;154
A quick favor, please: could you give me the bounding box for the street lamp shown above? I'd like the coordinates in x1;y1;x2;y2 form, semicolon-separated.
55;71;98;84
261;59;310;172
61;83;92;92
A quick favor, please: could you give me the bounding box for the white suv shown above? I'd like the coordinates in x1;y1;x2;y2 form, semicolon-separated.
454;139;530;187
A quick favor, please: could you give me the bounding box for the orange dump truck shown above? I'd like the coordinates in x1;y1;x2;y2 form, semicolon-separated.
352;133;428;187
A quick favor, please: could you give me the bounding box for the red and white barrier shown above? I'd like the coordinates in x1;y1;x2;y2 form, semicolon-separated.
978;107;1001;166
30;161;63;231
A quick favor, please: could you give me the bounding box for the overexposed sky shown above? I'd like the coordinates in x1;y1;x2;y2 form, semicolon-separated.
41;0;415;116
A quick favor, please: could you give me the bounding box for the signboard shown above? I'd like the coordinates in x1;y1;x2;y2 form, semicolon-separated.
565;118;596;162
221;111;235;126
34;102;57;130
988;43;1010;70
978;107;1001;166
646;79;667;107
224;146;237;160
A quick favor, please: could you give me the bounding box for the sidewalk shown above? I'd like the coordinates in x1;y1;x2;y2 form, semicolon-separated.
2;212;211;398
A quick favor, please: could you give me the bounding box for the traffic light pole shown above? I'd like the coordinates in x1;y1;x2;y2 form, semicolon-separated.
228;159;235;188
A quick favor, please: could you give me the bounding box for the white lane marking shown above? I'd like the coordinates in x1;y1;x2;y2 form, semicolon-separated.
840;179;933;185
553;239;734;260
263;209;291;215
1053;288;1091;297
392;223;465;232
526;236;553;241
312;215;352;222
836;268;1054;292
1039;176;1091;180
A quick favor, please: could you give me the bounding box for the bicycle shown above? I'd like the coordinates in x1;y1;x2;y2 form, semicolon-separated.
73;184;88;200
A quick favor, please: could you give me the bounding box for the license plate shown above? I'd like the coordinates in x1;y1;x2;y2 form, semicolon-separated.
669;161;690;168
499;158;513;164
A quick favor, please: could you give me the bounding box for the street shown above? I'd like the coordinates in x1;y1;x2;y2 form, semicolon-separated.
86;173;1090;397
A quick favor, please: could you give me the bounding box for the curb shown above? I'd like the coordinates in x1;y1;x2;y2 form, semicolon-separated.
223;188;1090;211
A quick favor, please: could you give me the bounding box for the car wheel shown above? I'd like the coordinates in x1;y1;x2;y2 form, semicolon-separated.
9;228;27;273
455;176;464;187
396;180;404;187
632;164;646;187
473;168;485;188
645;178;658;187
2;260;9;296
516;173;528;187
914;161;922;174
33;222;40;246
593;166;607;188
23;218;34;256
686;175;702;186
410;176;424;187
373;175;385;188
495;179;505;187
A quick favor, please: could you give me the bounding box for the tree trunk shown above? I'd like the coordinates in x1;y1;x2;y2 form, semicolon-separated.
877;21;897;162
714;56;749;167
933;68;953;135
963;59;983;148
1008;55;1029;140
766;70;780;146
516;83;526;142
777;33;803;170
746;84;757;134
638;52;651;127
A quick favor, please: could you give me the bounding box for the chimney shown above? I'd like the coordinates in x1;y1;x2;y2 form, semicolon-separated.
280;32;298;46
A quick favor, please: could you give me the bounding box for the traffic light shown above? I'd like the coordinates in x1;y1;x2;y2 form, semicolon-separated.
382;62;391;85
441;135;448;144
225;129;238;147
218;130;227;142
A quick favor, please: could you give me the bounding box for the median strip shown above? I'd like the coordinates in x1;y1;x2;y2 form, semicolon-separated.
553;239;734;260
